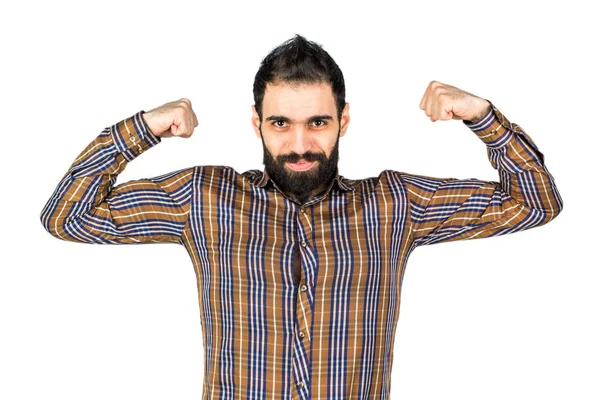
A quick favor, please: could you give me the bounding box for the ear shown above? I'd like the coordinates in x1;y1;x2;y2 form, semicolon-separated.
339;102;350;138
251;105;261;139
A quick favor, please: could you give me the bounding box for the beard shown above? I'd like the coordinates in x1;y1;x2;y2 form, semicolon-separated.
260;124;340;204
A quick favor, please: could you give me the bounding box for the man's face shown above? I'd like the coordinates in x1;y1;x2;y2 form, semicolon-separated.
251;81;350;202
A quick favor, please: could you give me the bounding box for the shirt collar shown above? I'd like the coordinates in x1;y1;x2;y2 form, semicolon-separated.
254;166;355;193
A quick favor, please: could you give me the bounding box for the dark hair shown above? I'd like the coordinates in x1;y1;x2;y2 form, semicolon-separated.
253;34;346;124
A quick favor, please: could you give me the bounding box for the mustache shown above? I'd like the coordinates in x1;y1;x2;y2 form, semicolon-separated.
278;153;325;163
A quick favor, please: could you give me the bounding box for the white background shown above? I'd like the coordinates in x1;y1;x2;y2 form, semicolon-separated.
1;0;597;399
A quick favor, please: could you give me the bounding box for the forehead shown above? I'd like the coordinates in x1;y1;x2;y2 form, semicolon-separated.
262;81;336;119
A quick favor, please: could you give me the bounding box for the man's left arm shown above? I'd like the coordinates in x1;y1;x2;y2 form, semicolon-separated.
400;81;564;247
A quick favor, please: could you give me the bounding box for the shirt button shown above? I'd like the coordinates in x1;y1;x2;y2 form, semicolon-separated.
297;381;304;388
301;241;307;248
300;284;307;292
300;207;306;214
490;128;497;134
298;331;305;339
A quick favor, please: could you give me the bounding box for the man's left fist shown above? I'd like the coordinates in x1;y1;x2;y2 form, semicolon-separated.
419;80;491;123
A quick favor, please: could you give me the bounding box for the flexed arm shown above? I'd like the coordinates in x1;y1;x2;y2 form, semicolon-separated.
40;99;199;245
400;81;563;247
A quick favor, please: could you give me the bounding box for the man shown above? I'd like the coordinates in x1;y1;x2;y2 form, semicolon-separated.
40;34;563;399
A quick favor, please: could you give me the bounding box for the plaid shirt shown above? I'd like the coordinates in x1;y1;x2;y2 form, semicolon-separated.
40;102;563;399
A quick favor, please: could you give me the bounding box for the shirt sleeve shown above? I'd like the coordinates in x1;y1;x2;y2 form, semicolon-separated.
40;110;196;246
399;100;564;247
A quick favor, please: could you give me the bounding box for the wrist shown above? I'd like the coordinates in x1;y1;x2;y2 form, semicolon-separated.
141;111;159;137
467;99;491;123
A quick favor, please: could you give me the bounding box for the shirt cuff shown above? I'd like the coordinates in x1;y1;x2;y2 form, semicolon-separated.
463;100;546;164
110;110;162;154
462;100;515;149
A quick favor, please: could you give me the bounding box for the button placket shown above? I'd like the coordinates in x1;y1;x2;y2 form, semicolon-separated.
299;205;313;234
292;215;314;396
293;241;312;395
293;287;311;398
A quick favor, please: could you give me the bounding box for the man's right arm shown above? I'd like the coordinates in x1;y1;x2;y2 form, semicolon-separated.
40;109;196;246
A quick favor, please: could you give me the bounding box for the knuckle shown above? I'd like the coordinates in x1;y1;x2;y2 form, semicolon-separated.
176;104;188;115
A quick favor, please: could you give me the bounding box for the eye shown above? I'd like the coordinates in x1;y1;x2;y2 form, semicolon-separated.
271;119;328;128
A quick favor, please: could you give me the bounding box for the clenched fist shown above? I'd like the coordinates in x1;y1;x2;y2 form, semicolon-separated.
419;81;491;123
141;98;199;138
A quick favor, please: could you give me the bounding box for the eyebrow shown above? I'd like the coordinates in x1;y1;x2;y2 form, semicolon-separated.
265;115;334;124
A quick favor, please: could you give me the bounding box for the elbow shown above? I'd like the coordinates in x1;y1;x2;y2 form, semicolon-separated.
40;210;57;239
541;195;564;225
545;174;565;223
550;188;565;221
556;194;565;217
40;207;64;241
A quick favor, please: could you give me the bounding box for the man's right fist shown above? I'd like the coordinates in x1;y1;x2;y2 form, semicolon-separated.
141;98;199;138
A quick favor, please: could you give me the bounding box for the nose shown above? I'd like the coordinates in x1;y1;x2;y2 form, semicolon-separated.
288;126;313;157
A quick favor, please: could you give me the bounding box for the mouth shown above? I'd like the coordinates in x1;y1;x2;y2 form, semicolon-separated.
286;160;316;171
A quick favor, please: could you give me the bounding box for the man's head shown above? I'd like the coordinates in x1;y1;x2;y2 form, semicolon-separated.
251;34;350;203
